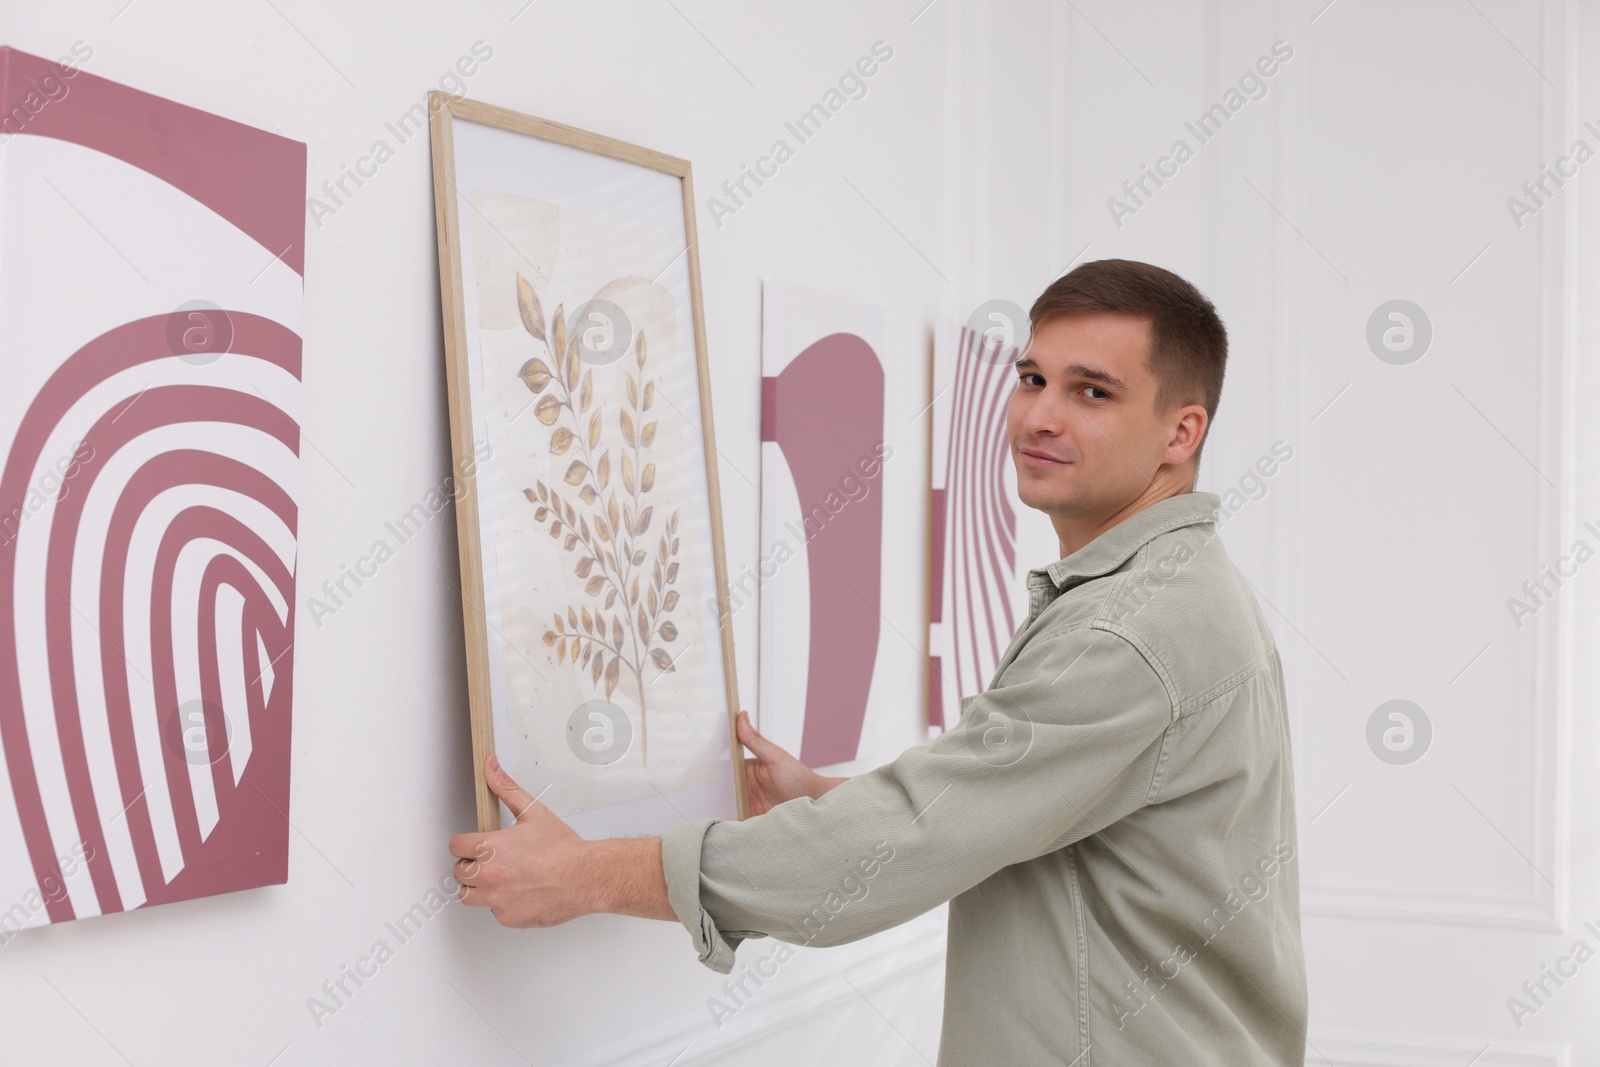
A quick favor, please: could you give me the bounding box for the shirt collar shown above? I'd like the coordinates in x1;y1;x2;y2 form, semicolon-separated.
1028;491;1222;589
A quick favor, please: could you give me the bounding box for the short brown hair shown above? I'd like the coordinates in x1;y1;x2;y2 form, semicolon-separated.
1029;258;1227;463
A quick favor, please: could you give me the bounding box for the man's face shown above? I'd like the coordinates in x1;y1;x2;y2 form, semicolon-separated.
1005;311;1201;522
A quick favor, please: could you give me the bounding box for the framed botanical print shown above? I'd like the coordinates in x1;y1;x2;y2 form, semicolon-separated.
428;94;747;835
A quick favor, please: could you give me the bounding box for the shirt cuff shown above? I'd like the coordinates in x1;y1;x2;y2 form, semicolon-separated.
659;817;756;974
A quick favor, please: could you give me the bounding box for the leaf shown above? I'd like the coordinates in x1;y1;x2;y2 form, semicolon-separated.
635;506;652;535
549;520;562;537
604;589;617;609
607;496;619;534
551;304;567;366
580;515;590;542
622;453;636;494
554;616;566;633
537;481;550;503
576;557;595;578
549;427;575;454
668;512;677;534
568;606;577;629
653;559;662;588
581;645;591;667
557;639;567;665
637;606;648;641
564;532;577;550
630;576;639;605
585;575;606;596
533;506;549;522
640;463;656;492
636;330;647;369
663;590;679;611
650;648;676;673
587;410;601;449
541;630;557;646
604;655;620;699
648;585;658;614
641;421;657;447
605;549;617;571
566;333;581;391
643;380;654;410
582;607;594;633
612;615;624;647
564;500;576;526
592;653;603;684
666;562;678;583
659;620;678;642
671;538;679;555
627;376;639;409
621;409;636;448
595;516;611;542
524;488;538;503
518;357;552;393
563;461;589;486
632;548;645;565
580;371;593;415
625;502;636;535
579;485;597;504
535;394;562;425
597;452;611;490
516;274;546;342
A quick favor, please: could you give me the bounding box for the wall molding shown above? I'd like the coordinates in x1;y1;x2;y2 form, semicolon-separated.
1284;0;1574;931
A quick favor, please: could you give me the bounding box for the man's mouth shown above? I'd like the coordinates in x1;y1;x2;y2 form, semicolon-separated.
1019;445;1068;466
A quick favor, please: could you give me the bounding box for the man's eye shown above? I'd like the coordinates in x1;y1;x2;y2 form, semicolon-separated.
1083;385;1110;400
1018;373;1044;387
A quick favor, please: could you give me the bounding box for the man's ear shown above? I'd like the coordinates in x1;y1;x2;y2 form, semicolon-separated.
1166;404;1208;466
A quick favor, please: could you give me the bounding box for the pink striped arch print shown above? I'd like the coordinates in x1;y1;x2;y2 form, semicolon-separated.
0;47;306;928
927;325;1021;731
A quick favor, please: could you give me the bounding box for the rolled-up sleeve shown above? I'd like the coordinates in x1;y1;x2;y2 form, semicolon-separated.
659;624;1175;973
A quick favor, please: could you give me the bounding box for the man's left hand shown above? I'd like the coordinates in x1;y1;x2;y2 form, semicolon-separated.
450;754;600;928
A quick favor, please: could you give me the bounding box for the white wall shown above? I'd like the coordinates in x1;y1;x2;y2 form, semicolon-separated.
3;0;1599;1063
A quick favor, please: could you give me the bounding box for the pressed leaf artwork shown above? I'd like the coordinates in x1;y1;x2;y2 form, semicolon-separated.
440;114;745;834
517;276;682;765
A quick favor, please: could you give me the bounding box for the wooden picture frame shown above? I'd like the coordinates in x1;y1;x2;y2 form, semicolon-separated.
428;94;747;834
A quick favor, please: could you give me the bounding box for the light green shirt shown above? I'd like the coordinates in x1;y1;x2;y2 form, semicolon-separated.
661;491;1307;1065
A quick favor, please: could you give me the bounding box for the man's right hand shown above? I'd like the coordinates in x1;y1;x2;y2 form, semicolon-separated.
736;710;847;816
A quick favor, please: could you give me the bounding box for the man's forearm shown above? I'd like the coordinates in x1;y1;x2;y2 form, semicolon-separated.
588;837;677;922
584;775;849;925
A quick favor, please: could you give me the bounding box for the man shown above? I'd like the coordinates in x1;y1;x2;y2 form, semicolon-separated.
450;259;1308;1065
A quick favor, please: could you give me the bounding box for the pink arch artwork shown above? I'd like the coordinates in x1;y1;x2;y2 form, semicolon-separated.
757;282;889;770
0;47;305;927
761;335;886;767
927;325;1021;730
